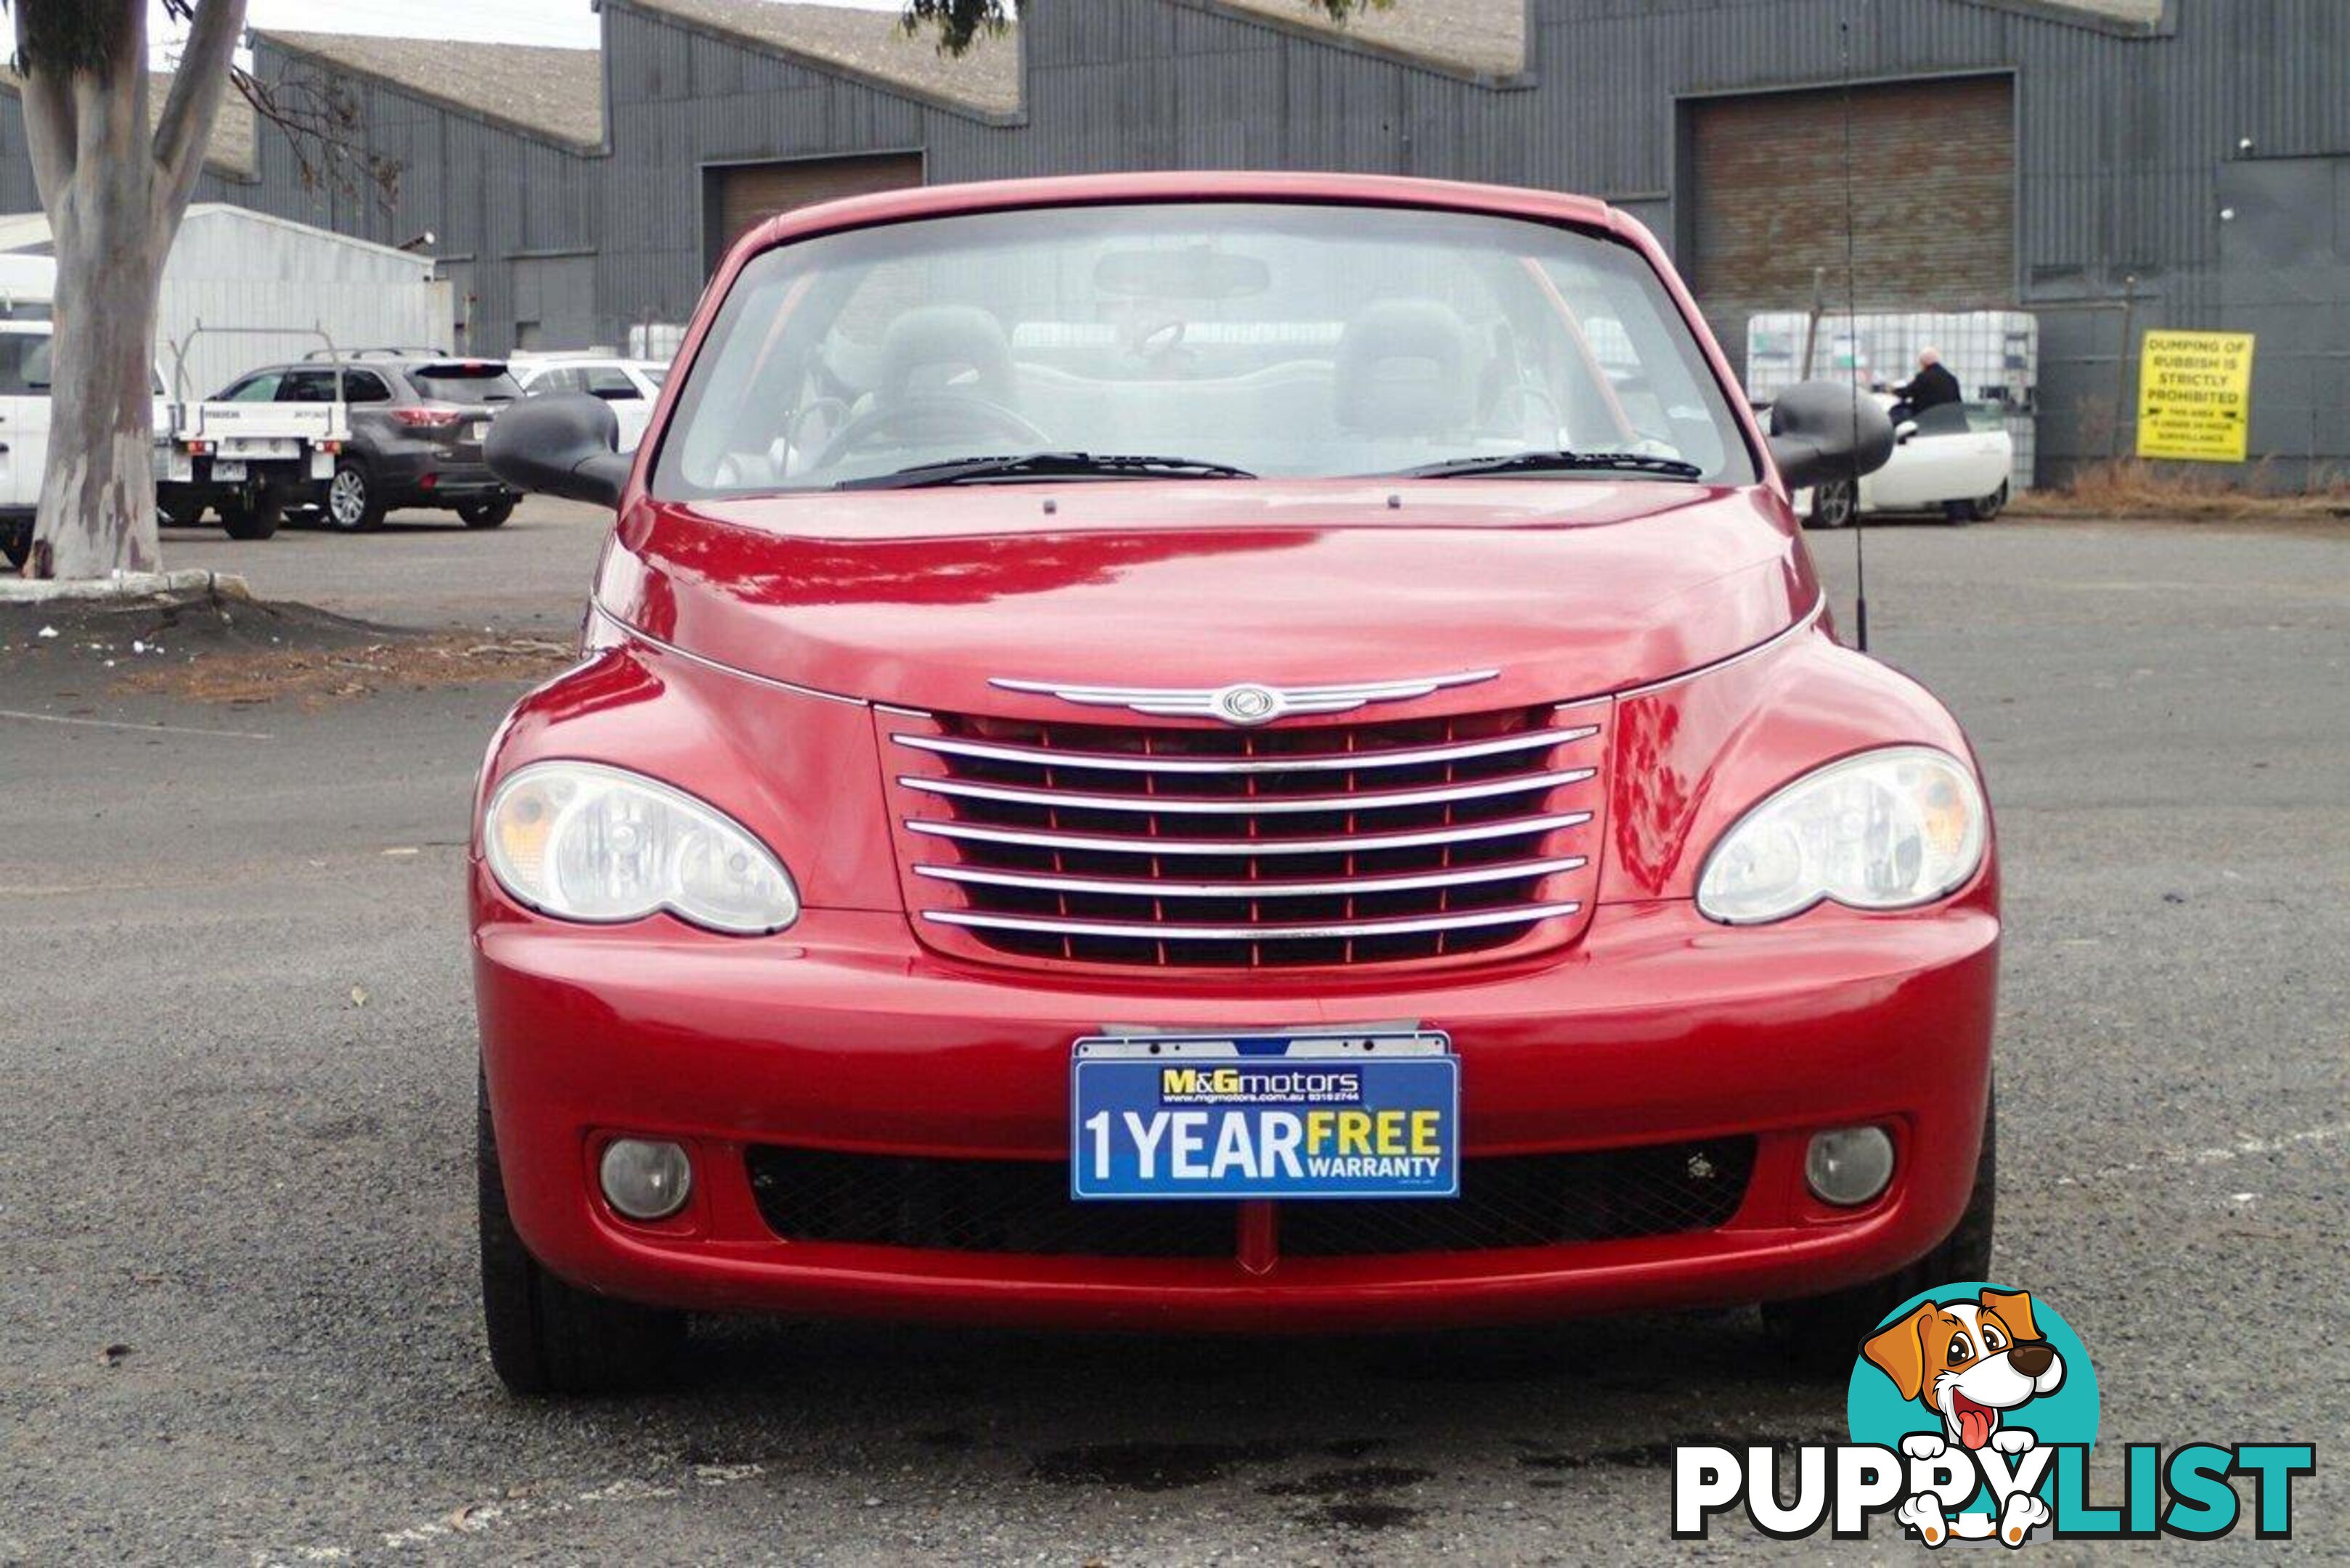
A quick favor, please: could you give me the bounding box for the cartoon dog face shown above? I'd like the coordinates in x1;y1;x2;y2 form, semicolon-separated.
1863;1288;2065;1450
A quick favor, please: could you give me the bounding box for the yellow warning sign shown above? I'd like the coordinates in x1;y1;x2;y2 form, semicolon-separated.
2137;330;2255;462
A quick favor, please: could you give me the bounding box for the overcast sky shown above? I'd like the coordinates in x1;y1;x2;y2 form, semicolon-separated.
149;0;900;54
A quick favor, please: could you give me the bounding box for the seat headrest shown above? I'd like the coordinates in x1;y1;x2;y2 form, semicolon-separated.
880;306;1013;401
1334;300;1475;437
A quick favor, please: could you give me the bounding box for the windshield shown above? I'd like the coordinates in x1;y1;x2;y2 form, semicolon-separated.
652;202;1755;496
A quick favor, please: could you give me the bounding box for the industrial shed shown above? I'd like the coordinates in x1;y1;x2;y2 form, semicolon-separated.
1;0;2345;483
0;204;446;400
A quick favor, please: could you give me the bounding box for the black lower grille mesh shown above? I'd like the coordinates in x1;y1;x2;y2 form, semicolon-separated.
746;1146;1236;1257
744;1140;1753;1260
1278;1141;1755;1256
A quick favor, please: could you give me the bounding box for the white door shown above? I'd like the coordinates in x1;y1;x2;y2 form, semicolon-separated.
1866;404;2011;511
0;328;55;512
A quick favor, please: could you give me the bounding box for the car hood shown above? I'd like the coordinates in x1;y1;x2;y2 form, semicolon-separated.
596;479;1821;716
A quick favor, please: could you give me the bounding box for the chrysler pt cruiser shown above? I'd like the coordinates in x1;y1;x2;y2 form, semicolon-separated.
476;173;1994;1395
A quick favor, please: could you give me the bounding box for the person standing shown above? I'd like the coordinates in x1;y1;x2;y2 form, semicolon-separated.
1889;348;1962;420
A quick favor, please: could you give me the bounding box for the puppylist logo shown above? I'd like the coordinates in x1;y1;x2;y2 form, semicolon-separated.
1673;1282;2315;1546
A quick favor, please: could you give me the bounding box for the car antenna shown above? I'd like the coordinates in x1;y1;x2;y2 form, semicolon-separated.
1839;13;1870;653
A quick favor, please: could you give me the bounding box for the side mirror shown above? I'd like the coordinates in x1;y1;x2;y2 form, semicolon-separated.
1766;380;1895;490
485;391;632;507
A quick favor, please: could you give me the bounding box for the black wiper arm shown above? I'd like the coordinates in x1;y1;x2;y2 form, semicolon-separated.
836;451;1256;490
1387;449;1706;481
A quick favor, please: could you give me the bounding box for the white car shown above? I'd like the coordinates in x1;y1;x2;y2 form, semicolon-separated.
510;356;670;454
1796;394;2015;528
0;319;174;568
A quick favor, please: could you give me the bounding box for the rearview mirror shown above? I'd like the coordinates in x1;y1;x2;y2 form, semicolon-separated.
1766;380;1895;490
1093;245;1271;301
485;392;632;508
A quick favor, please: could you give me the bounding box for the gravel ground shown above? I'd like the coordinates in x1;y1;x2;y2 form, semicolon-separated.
154;498;609;635
0;511;2342;1564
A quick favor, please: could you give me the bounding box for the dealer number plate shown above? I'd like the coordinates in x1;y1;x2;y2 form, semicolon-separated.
1071;1027;1457;1201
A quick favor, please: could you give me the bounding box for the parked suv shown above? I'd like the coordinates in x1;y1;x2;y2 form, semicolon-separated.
215;352;524;531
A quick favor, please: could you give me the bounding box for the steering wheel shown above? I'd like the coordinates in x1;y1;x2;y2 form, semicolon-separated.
817;393;1050;467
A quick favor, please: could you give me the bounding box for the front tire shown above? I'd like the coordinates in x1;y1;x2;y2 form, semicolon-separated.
478;1074;685;1396
325;459;386;533
1764;1086;1997;1377
458;498;515;529
1809;476;1859;529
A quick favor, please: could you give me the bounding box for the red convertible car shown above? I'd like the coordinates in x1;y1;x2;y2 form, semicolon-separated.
478;172;1994;1395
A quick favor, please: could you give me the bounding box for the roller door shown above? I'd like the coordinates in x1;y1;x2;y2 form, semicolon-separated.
706;153;923;271
1687;76;2015;372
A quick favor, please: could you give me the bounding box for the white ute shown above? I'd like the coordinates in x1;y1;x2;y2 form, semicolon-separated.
156;327;353;540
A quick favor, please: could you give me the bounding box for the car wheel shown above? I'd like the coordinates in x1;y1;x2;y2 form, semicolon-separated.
1810;477;1859;529
217;493;283;541
325;459;386;533
459;499;516;529
1763;1085;1997;1379
1962;481;2009;523
478;1072;685;1396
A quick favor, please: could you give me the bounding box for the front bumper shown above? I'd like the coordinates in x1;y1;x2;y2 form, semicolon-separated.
476;878;1997;1332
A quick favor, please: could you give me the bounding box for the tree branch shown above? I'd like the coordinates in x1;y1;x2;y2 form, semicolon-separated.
234;56;404;208
152;0;247;223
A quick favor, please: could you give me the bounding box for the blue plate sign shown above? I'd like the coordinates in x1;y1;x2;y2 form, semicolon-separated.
1071;1028;1458;1201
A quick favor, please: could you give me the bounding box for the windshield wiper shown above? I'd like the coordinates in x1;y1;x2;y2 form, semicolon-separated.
835;451;1257;490
1386;449;1706;481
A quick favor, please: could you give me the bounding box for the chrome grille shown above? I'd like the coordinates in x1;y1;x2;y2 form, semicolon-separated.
884;700;1607;970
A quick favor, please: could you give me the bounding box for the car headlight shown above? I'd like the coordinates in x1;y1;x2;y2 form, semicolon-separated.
1696;746;1986;925
484;761;799;934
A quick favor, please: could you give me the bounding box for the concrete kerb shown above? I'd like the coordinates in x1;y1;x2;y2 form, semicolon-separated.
0;569;253;606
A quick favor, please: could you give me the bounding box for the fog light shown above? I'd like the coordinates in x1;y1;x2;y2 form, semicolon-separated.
599;1138;692;1220
1805;1126;1896;1206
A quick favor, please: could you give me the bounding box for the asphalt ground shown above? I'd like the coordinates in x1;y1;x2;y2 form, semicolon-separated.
1;503;2343;1564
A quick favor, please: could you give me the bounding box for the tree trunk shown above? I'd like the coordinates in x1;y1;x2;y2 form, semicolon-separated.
15;0;246;580
32;169;168;579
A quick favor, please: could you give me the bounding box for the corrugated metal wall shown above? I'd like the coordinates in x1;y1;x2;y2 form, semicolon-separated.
226;41;608;360
3;1;2346;477
595;0;2349;478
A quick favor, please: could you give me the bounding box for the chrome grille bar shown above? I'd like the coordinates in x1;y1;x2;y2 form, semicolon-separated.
987;669;1498;720
915;855;1587;900
923;901;1585;942
902;810;1594;858
890;725;1594;775
899;767;1595;816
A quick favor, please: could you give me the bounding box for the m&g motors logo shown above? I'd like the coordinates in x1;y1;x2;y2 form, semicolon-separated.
1674;1282;2315;1545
